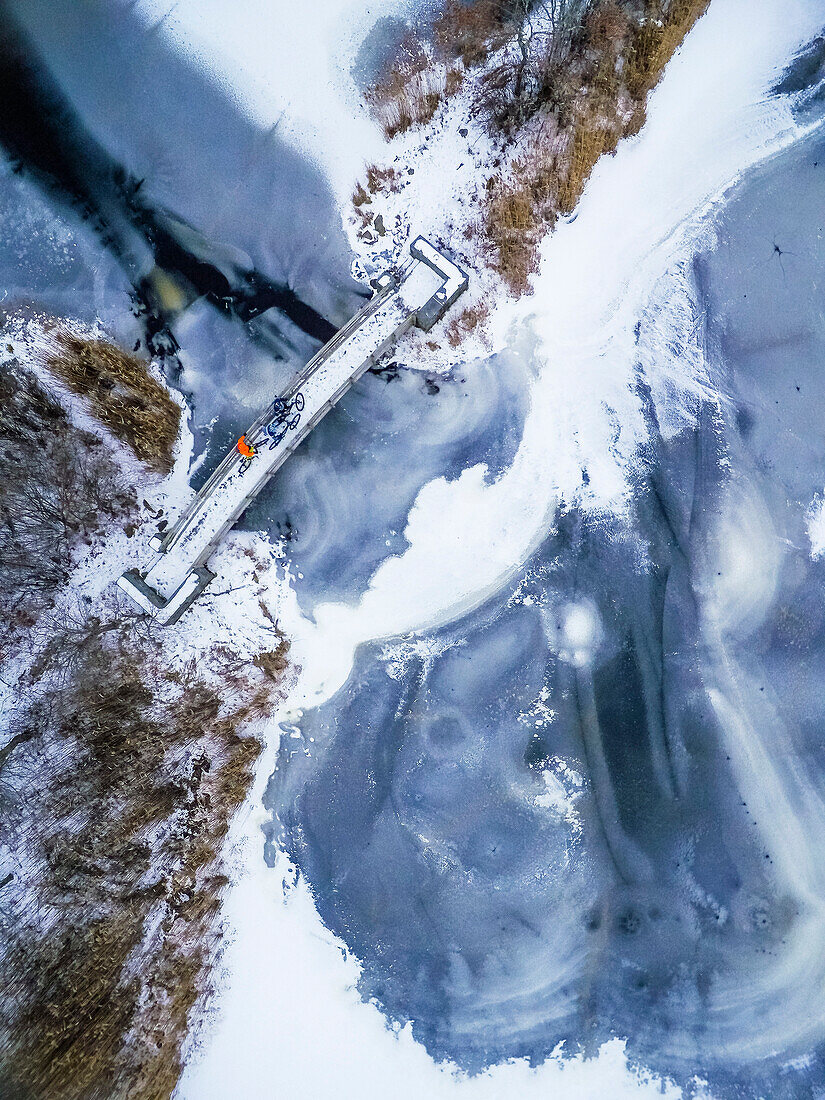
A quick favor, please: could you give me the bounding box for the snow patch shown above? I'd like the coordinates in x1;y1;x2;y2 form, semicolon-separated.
136;0;412;204
807;495;825;560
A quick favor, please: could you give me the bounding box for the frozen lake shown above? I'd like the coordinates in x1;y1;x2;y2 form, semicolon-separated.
4;2;825;1097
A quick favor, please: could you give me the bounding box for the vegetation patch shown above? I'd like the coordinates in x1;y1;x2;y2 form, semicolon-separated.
477;0;711;292
0;364;289;1099
0;362;135;654
445;301;491;348
0;614;288;1100
359;0;711;300
43;331;181;474
366;28;465;140
365;1;510;141
625;0;711;99
433;0;511;68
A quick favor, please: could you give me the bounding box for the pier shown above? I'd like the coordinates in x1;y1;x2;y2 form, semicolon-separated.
118;236;468;623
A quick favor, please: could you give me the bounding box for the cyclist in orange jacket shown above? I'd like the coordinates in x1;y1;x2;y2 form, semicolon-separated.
236;433;257;469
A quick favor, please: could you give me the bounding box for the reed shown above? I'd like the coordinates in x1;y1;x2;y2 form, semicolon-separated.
45;332;180;474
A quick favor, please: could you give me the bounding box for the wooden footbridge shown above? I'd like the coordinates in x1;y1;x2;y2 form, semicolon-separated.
118;237;468;623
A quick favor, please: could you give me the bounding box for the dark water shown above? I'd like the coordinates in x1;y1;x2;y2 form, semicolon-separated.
263;95;825;1100
245;351;530;611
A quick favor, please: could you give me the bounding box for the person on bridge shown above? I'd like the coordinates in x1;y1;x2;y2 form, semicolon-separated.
236;434;257;469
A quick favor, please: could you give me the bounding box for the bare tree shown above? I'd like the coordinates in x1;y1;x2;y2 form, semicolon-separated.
0;362;135;649
479;0;593;128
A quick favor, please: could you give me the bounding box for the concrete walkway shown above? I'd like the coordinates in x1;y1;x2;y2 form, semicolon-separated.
118;237;468;623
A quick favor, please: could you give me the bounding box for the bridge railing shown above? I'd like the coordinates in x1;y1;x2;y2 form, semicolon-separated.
158;263;411;555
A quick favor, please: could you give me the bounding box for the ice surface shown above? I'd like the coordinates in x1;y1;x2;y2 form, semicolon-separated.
177;2;825;1099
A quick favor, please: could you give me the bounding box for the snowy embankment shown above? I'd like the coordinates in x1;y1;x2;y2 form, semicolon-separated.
0;317;305;1093
0;319;297;837
0;314;298;667
127;0;825;1098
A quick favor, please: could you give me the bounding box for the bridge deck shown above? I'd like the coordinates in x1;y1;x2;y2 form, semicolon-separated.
118;238;467;622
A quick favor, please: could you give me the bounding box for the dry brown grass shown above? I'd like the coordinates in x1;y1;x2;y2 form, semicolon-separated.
583;2;631;52
44;331;181;473
352;181;370;207
482;113;620;292
626;0;711;99
352;165;401;212
445;300;491;347
253;642;290;681
0;363;136;652
482;145;563;292
365;163;400;195
364;2;510;140
433;0;510;68
366;28;465;139
4;912;146;1100
480;0;711;294
0;620;287;1100
373;82;443;141
557;119;619;213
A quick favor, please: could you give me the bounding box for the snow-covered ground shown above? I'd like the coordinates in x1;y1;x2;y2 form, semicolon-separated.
137;0;413;206
101;1;825;1098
